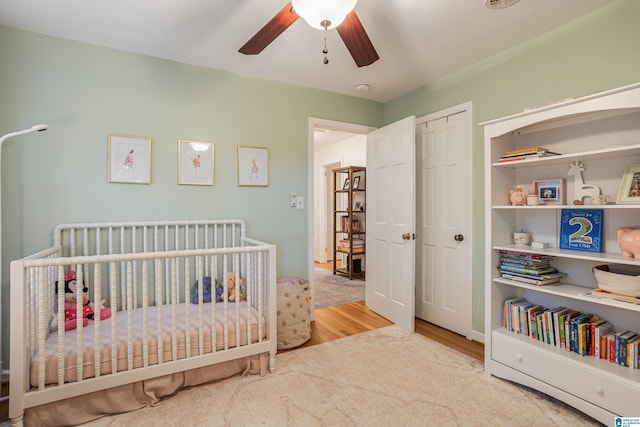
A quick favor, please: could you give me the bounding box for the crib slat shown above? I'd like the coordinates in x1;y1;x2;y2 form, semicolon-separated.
197;256;204;356
142;259;149;367
155;256;163;364
110;262;118;375
171;257;178;362
93;262;102;379
184;255;191;358
126;261;134;371
75;267;84;382
234;252;241;348
56;267;65;386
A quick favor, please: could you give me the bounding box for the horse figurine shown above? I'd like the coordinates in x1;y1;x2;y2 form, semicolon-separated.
566;161;601;204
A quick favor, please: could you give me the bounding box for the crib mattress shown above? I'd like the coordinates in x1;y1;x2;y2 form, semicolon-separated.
31;301;265;387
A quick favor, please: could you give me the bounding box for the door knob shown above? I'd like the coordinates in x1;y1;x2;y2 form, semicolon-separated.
402;233;411;240
454;234;464;242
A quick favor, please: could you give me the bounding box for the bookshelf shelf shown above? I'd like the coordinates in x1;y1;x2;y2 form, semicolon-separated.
483;82;640;424
333;166;366;280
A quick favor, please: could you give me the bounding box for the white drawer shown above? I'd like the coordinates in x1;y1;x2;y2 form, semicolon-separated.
492;330;640;417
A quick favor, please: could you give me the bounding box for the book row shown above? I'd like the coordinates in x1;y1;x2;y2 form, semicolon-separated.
498;250;566;286
503;297;640;369
340;216;363;233
497;146;561;163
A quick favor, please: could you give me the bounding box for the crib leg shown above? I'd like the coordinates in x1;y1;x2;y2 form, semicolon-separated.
10;414;24;427
269;351;276;373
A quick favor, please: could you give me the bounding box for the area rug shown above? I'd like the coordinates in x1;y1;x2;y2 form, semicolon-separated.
314;267;365;308
84;326;602;427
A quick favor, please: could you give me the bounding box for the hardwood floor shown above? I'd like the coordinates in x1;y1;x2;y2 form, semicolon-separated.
294;300;484;362
312;261;483;361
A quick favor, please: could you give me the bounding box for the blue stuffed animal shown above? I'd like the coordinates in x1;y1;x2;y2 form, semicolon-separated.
191;276;219;304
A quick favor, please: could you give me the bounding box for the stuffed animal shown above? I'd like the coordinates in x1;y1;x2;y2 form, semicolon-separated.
226;271;245;302
50;270;111;332
191;276;222;303
90;299;112;320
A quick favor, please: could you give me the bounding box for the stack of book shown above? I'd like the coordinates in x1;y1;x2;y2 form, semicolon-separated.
498;146;561;163
338;238;364;253
503;297;640;368
499;250;566;286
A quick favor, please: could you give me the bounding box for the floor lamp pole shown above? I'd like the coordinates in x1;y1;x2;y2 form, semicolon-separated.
0;124;49;375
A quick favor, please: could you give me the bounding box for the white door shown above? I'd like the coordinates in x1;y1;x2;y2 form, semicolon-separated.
415;103;472;338
365;116;416;332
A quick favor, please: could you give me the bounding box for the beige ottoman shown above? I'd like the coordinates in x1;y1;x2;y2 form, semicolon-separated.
276;278;311;350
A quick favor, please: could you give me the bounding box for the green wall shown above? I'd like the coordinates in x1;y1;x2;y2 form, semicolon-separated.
1;0;639;368
0;25;384;367
384;0;640;335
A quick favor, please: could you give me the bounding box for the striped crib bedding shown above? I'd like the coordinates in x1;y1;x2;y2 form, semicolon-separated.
31;301;265;387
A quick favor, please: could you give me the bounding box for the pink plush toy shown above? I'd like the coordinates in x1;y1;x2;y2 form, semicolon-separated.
50;270;111;332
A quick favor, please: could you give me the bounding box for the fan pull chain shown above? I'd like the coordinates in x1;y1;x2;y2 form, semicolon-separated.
322;20;330;65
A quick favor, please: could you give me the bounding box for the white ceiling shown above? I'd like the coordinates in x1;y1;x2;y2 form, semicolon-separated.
0;0;614;102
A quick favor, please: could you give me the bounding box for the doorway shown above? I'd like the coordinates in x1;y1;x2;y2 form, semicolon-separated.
306;106;473;337
308;119;375;312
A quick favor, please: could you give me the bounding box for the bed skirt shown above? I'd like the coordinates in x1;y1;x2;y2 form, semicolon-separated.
25;352;268;426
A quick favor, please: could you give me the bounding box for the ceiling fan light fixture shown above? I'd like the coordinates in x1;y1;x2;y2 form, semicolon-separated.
292;0;357;30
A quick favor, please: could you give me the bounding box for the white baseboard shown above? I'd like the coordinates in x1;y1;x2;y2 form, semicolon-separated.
470;329;485;344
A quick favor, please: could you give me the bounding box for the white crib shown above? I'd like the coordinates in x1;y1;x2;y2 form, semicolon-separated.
9;220;276;426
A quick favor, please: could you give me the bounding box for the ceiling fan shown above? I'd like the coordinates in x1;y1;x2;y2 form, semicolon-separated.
238;1;379;67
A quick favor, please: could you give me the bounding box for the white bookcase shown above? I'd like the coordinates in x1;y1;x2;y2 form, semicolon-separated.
482;82;640;423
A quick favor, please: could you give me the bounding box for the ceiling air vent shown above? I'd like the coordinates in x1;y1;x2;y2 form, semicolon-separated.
485;0;520;9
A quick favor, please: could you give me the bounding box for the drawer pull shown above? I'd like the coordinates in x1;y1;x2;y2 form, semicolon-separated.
594;385;604;396
516;355;524;362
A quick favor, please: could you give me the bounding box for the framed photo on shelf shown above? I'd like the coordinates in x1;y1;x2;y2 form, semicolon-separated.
178;140;214;186
559;209;603;252
108;134;151;184
616;164;640;204
237;146;268;186
532;178;565;205
343;178;350;190
352;175;361;189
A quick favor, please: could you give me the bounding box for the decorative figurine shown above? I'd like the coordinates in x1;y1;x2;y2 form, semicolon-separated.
509;187;528;206
567;161;601;205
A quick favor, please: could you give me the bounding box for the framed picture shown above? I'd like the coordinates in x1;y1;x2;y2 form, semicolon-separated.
237;146;268;186
353;175;361;189
616;164;640;204
178;140;214;186
559;209;603;252
108;134;151;184
343;178;350;190
532;179;565;205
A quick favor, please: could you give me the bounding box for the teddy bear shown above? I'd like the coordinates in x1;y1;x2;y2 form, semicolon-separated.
226;271;245;302
50;270;111;332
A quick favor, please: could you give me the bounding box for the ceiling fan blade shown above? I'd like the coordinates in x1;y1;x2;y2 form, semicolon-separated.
239;2;299;55
336;11;379;67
